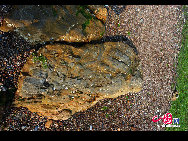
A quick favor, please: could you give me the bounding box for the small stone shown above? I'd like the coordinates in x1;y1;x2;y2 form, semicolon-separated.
171;92;179;101
34;126;39;131
21;126;26;130
89;125;92;131
45;119;53;129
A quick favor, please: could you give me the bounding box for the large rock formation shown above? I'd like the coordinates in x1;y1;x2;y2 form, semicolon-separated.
14;36;143;120
0;5;107;44
0;5;142;120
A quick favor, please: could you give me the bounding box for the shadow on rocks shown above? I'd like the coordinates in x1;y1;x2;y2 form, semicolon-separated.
0;88;16;129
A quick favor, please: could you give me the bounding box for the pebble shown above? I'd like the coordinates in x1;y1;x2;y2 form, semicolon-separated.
45;119;53;129
21;126;26;130
89;125;92;131
34;126;39;131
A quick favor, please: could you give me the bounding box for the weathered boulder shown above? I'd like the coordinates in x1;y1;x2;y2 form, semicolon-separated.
14;37;143;120
0;5;106;44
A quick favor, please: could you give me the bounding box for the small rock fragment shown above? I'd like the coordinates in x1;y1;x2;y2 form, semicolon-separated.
45;119;53;129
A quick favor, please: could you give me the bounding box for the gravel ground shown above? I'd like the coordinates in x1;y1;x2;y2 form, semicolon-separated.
0;5;184;131
104;5;183;131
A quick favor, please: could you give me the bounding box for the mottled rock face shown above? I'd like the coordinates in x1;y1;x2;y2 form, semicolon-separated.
0;5;106;44
87;5;107;23
15;37;142;120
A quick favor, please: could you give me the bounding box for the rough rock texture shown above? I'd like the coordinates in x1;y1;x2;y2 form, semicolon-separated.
87;5;107;23
15;37;142;120
0;5;106;44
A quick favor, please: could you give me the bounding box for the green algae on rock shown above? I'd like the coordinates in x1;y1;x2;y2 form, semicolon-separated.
14;38;143;120
0;5;107;44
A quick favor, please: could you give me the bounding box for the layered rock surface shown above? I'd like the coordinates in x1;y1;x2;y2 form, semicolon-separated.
0;5;107;44
15;37;143;120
